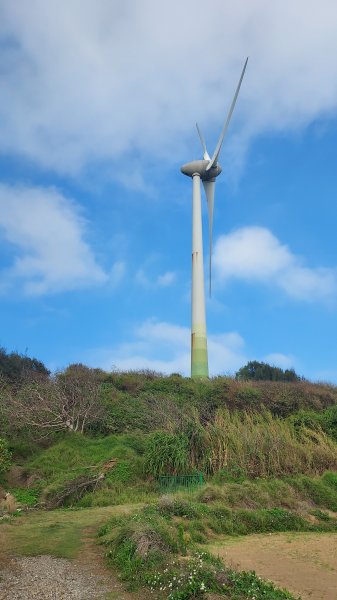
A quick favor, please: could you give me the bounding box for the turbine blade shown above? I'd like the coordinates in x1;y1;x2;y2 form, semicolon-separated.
196;122;210;160
206;57;248;171
202;179;215;296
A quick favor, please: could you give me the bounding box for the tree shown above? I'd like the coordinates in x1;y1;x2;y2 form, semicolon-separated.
3;364;107;436
235;360;301;382
0;347;49;384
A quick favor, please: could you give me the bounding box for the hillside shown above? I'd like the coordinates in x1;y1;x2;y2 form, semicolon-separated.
1;367;337;599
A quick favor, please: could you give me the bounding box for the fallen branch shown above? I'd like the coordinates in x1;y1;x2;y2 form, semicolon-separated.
46;459;117;508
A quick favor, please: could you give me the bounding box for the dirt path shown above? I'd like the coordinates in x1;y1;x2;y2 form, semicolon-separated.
0;506;146;600
209;532;337;600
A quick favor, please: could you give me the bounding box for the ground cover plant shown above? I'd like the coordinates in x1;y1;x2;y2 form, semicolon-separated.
5;422;337;513
17;432;158;508
99;500;307;599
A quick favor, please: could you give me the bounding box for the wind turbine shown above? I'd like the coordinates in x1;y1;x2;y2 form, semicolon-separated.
181;58;248;378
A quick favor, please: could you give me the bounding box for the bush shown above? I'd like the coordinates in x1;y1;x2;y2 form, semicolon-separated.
289;474;337;511
0;347;49;384
0;437;11;475
236;361;301;382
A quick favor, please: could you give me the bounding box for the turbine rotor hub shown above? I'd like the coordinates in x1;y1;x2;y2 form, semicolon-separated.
180;160;222;181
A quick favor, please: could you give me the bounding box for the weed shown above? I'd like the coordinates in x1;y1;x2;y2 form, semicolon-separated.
11;487;39;507
289;475;337;511
311;509;331;521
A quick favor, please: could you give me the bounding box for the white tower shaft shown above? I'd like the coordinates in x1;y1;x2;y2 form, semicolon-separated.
191;173;209;378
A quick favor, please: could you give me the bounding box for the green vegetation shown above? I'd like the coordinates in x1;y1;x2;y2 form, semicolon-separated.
6;422;336;511
290;404;337;441
2;364;337;445
0;505;136;558
1;352;337;598
0;346;49;384
236;360;301;382
0;436;11;476
99;500;306;598
21;433;155;508
9;487;39;507
144;410;337;478
145;432;190;475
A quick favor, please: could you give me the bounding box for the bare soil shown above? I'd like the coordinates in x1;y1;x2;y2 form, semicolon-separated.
209;532;337;600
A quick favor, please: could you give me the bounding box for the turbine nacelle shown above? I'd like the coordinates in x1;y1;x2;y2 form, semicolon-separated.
180;160;221;181
181;57;248;303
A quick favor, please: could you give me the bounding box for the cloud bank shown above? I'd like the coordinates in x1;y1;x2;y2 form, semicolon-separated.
1;1;337;175
93;318;247;376
0;184;110;295
213;226;337;303
89;319;298;376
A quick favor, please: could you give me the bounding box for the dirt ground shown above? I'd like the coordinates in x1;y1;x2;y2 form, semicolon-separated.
2;508;337;599
209;532;337;600
0;506;147;600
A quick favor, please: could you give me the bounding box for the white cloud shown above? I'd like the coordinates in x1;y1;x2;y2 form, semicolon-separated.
136;268;176;288
263;353;296;370
213;226;337;303
135;268;149;288
93;318;247;376
109;261;126;288
0;183;112;295
1;1;337;176
157;271;176;287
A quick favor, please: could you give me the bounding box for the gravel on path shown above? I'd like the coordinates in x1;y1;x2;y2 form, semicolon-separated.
0;555;113;600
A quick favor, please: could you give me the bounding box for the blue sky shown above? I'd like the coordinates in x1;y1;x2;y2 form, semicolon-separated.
1;0;337;380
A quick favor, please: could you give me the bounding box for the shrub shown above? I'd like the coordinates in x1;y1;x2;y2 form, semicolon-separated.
236;360;301;382
0;437;11;475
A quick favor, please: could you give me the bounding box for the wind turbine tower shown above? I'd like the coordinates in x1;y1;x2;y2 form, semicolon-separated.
181;58;248;378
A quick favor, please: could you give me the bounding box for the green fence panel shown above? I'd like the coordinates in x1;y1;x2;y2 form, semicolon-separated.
158;472;204;492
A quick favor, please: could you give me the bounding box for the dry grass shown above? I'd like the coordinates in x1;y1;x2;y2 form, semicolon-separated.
199;410;337;478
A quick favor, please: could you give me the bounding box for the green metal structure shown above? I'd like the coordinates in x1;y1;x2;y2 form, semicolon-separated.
158;472;204;492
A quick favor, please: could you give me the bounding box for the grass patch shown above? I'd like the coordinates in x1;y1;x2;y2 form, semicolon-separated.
0;504;139;560
1;510;83;558
287;473;337;511
144;410;337;479
10;487;39;507
23;432;151;507
99;503;302;599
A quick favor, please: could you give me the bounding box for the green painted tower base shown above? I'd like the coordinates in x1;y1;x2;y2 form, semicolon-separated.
191;333;209;378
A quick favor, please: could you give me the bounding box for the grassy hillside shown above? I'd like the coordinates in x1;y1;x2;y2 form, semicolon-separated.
2;370;337;599
99;373;337;432
1;372;337;508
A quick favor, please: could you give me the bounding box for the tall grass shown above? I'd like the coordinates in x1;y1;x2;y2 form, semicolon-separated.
145;410;337;478
144;432;190;476
203;410;337;477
